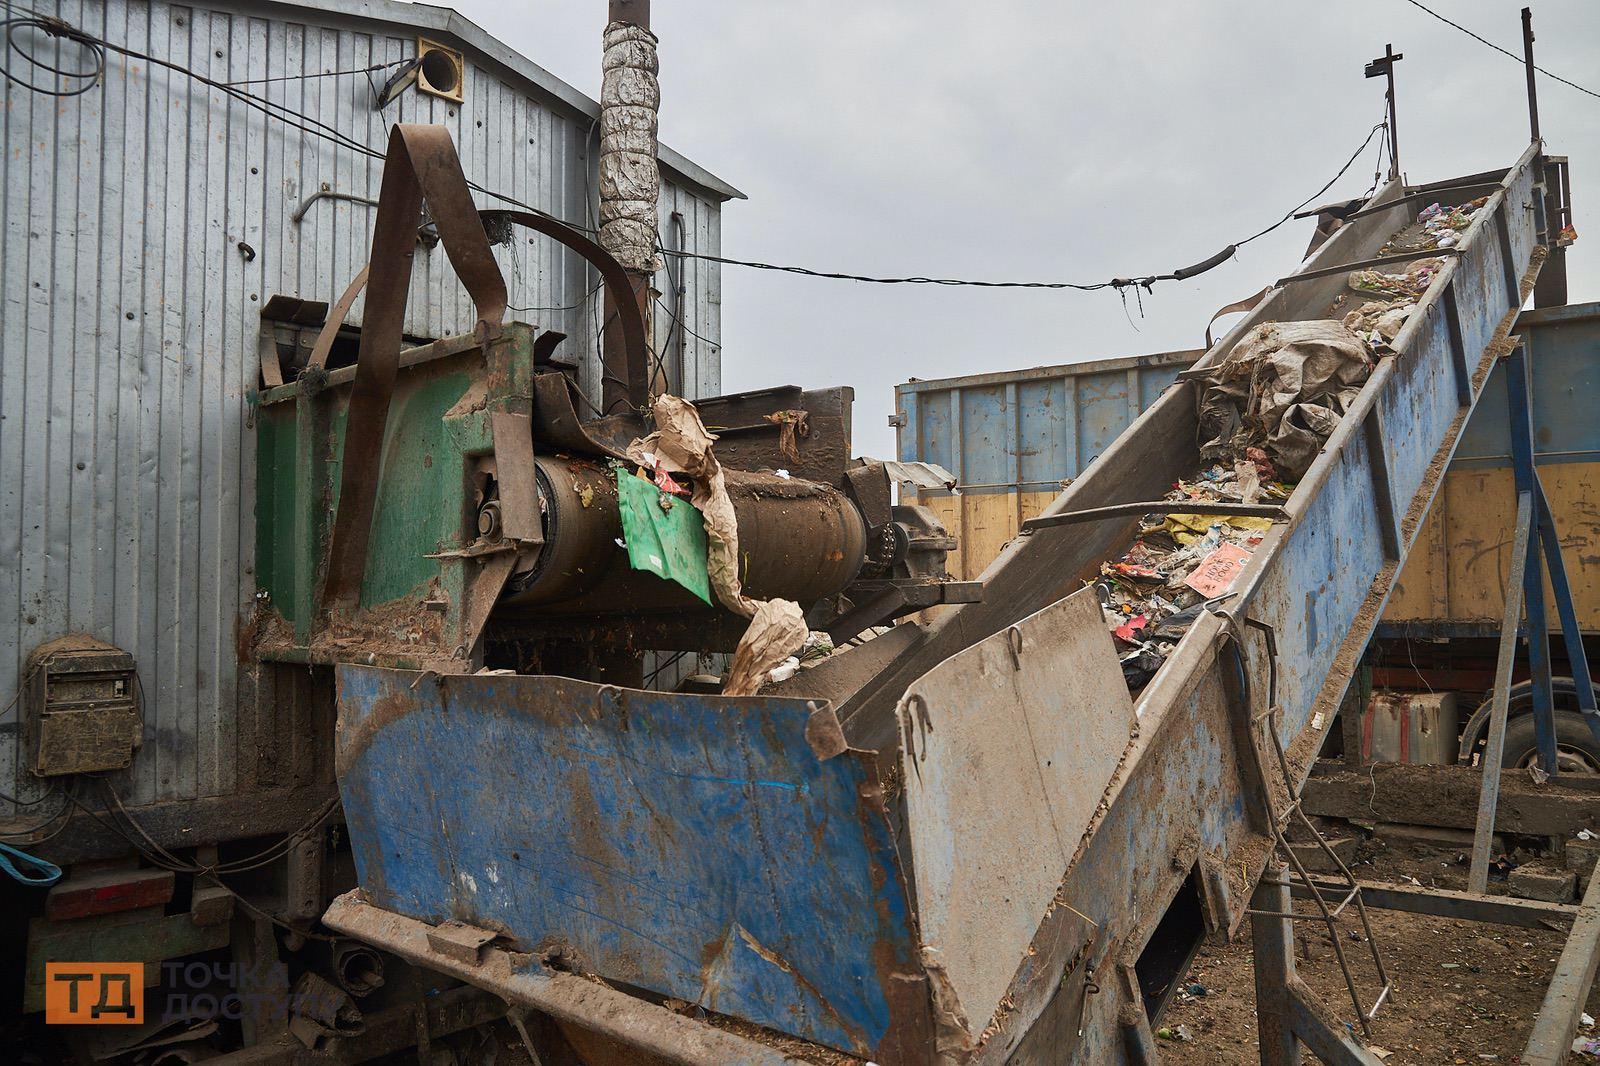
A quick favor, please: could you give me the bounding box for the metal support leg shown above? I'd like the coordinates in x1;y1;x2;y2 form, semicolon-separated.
1118;964;1162;1066
1523;523;1559;775
1252;864;1301;1066
1534;481;1600;745
1504;342;1560;775
1468;490;1533;894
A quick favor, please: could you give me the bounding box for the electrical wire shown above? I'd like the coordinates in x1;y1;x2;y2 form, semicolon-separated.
0;11;104;96
654;293;720;349
14;9;1409;304
669;117;1388;295
59;782;342;941
1397;0;1600;101
224;58;410;86
507;279;603;314
1235;121;1388;247
0;781;73;843
2;12;583;231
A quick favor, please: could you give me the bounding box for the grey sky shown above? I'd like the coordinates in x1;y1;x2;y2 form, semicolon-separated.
450;0;1599;462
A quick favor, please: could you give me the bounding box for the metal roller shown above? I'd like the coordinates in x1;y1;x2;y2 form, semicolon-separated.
498;455;866;615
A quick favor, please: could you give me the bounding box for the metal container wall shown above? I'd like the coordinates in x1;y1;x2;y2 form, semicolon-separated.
893;350;1200;577
1387;301;1600;630
902;304;1600;623
0;0;736;810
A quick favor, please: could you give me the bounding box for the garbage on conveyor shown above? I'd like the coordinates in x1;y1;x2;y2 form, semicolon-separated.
1096;464;1281;688
1091;194;1479;692
1099;315;1391;690
1414;195;1489;250
1197;319;1375;482
1341;298;1415;356
1348;256;1444;299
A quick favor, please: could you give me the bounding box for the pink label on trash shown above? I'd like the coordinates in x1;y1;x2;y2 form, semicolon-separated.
1183;543;1253;598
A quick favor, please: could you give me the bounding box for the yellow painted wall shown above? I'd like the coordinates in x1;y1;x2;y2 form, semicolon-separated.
1386;462;1600;629
924;463;1600;628
918;490;1060;581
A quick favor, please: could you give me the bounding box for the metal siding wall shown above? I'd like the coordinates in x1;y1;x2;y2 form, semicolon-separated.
1;0;724;810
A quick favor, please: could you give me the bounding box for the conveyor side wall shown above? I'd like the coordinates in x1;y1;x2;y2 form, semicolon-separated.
966;146;1542;1063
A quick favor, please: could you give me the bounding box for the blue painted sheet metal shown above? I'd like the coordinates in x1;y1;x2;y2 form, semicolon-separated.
896;351;1200;493
924;152;1546;1062
898;304;1600;497
334;666;933;1060
1455;301;1600;468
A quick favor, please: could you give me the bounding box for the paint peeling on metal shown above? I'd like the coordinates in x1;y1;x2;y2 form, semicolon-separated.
334;665;934;1060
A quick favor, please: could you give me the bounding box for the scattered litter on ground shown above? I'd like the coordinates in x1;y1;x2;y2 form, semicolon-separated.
1575;1035;1600;1056
1156;1025;1193;1042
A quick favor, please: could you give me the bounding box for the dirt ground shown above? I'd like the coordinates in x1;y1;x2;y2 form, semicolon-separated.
1161;847;1600;1065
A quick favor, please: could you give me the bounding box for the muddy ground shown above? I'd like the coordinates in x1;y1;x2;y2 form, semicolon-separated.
1161;843;1600;1064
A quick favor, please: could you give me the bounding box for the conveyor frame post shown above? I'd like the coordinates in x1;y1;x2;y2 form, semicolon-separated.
1468;338;1600;889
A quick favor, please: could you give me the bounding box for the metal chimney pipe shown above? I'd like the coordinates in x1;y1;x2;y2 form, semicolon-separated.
599;0;659;414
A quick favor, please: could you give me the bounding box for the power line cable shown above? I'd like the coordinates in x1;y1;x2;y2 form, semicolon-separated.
14;9;1405;303
654;292;720;348
1397;0;1600;101
507;279;603;314
224;58;411;86
669;119;1387;294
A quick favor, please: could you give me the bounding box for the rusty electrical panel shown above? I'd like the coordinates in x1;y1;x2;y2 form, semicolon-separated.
23;635;142;777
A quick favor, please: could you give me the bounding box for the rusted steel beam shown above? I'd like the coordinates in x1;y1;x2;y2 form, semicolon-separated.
1291;877;1576;930
1524;858;1600;1065
322;891;800;1066
484;208;650;408
1303;763;1600;837
1251;866;1300;1065
1469;489;1533;893
1273;246;1460;288
203;985;505;1065
1021;500;1285;532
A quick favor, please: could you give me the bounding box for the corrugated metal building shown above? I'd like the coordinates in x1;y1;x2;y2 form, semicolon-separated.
0;0;740;812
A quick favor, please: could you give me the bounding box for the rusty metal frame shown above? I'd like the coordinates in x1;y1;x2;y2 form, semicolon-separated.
481;208;650;407
323;891;816;1066
322;125;507;609
316;126;653;614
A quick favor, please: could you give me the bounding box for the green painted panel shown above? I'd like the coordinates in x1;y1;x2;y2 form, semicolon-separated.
23;911;232;1013
362;370;475;608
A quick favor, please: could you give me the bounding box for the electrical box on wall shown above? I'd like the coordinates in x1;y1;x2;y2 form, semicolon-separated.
23;635;142;777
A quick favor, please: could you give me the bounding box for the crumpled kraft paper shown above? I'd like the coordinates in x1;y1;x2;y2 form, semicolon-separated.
628;394;809;696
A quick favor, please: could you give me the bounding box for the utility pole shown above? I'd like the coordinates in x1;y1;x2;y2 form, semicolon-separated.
1364;44;1403;183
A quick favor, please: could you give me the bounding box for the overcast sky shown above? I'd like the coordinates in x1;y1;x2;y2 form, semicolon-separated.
451;0;1600;462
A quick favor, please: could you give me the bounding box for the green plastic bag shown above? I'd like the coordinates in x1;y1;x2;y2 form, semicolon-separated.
614;467;712;605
